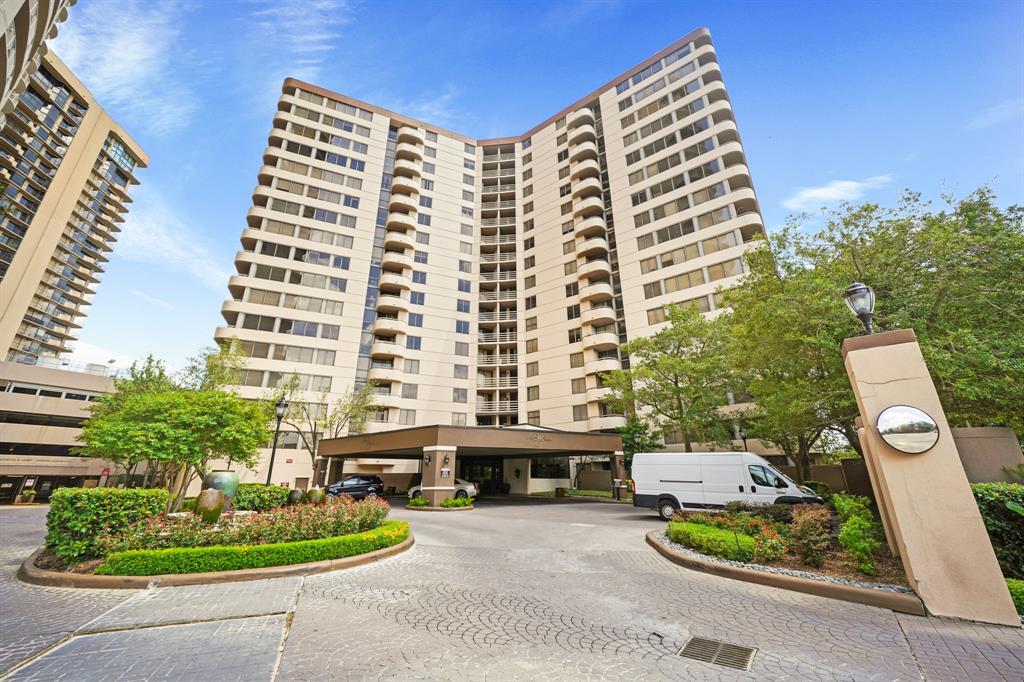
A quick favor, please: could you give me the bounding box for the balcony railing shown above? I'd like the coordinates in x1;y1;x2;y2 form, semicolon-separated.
480;253;516;263
480;217;516;227
480;183;516;194
478;354;518;366
480;234;516;244
479;291;517;301
476;377;518;388
479;272;516;282
481;169;515;178
481;200;517;210
482;153;515;161
477;332;518;343
476;400;519;413
478;310;517;321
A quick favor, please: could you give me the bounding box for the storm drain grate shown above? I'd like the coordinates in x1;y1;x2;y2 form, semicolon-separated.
677;636;757;671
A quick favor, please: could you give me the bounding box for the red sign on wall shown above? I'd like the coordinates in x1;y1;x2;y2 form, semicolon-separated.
281;482;290;487
101;468;110;476
285;458;293;464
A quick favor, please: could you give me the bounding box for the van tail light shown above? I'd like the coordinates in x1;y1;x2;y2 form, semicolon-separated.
631;479;636;494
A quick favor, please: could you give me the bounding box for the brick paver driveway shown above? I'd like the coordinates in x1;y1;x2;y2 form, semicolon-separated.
1;502;1021;680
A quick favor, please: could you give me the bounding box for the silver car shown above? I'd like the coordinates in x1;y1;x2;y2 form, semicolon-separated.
408;477;478;500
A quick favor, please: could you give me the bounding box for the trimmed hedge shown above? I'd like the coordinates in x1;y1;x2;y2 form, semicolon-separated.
233;483;291;511
46;488;168;562
971;482;1024;580
95;520;409;576
667;521;754;562
1007;579;1024;615
440;496;473;508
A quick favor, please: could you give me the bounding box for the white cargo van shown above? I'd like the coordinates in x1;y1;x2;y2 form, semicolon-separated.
631;452;822;520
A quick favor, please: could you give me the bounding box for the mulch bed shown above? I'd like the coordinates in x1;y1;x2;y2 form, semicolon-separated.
33;548;101;574
771;543;908;586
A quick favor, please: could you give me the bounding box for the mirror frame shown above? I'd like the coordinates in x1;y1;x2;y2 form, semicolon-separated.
876;404;940;454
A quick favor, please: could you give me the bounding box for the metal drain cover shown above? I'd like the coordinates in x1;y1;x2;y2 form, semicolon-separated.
678;636;757;671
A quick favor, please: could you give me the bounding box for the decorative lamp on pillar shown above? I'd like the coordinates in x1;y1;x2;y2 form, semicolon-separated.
265;398;288;485
843;282;876;334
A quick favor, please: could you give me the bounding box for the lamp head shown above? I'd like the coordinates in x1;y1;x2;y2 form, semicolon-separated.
275;399;288;420
844;282;876;334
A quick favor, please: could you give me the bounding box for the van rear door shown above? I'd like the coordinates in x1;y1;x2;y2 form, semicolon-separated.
700;454;745;507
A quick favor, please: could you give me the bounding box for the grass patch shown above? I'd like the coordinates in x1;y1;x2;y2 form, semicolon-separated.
95;520;409;576
530;488;631;499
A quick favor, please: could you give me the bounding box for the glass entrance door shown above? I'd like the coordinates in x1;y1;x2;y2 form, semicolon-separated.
457;457;505;495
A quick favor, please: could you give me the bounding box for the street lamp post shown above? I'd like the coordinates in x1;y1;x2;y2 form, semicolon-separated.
844;282;876;335
265;399;288;485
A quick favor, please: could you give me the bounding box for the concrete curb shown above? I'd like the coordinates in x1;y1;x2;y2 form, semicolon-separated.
405;505;474;511
17;534;415;590
645;531;926;616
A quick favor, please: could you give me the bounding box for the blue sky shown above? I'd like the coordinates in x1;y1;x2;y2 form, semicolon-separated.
50;0;1024;370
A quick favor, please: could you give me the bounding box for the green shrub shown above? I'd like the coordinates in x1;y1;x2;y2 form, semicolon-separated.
723;501;794;524
971;482;1024;579
96;497;390;554
790;505;832;568
838;513;879;575
181;497;197;512
831;493;873;523
676;511;786;539
233;483;291;511
667;521;755;561
1006;579;1024;615
46;488;167;562
752;529;788;564
803;480;833;503
407;497;429;507
96;520;409;576
440;496;473;508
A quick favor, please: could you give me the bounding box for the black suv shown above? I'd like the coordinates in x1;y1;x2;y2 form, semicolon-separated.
325;475;385;500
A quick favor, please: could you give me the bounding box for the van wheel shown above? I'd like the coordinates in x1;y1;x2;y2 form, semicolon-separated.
658;500;679;521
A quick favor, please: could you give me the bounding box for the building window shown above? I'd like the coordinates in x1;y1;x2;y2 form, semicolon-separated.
412;271;427;284
525;296;537;310
411;292;425;305
457;299;470;313
527;385;540;401
562;240;575;254
452;413;468;426
419;196;433;208
565;282;579;296
525;275;536;289
459;260;472;273
406;336;422;350
570;352;584;368
527;411;540;425
526;338;538;353
454;364;468;379
399;409;416;426
567;304;580;320
525;316;537;331
564;261;577;275
524;255;535;269
402;384;419;399
572;405;588;422
453;388;468;403
568;328;582;343
458;279;471;292
404;359;420;373
527;361;539;377
455;341;469;356
414;250;428;264
571;378;586;394
531;457;569;478
456;320;470;334
524;237;535;250
408;312;424;327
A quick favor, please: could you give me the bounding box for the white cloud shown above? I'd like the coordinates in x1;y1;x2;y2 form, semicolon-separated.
782;175;893;211
115;187;230;289
242;0;355;105
130;290;174;309
66;340;138;371
50;0;200;137
374;85;471;130
964;98;1024;131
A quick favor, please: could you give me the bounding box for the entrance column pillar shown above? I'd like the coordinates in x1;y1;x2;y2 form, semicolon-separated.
421;446;457;507
610;451;626;499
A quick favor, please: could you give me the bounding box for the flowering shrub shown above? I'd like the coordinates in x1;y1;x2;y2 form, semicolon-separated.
790;505;832;568
96;497;390;555
752;528;788;564
674;511;786;539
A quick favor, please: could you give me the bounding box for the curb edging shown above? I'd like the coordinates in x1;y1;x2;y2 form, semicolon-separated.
17;534;414;590
405;504;474;512
645;531;926;616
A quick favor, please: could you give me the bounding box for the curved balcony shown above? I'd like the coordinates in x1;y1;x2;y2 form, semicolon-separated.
588;414;627;431
586;385;613;403
567;107;595;129
383;230;416;250
392;158;421;178
381;250;413;270
390;174;419;196
574;215;606;239
379;272;412;290
570;157;601;181
395;142;423;162
568;123;597;146
376;294;409;312
396;126;424;145
577;259;611;280
572;195;604;219
370;341;405;358
367;366;403;383
577;236;609;257
388;192;417;213
579;282;615;303
372;393;403;410
582;331;619;351
386;212;416;230
373;316;406;335
569;140;599;163
571;176;602;200
582;305;616;326
585;357;621;375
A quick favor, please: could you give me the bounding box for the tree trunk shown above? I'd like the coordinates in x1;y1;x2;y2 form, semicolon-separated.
794;435;812;483
840;421;864;458
167;464;188;513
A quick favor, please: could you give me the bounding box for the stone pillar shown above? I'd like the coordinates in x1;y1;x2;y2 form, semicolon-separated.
843;329;1019;626
421;446;457;507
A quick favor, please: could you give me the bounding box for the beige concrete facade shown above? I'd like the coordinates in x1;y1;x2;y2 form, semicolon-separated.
0;358;117;502
0;0;73;118
0;51;148;364
214;27;765;488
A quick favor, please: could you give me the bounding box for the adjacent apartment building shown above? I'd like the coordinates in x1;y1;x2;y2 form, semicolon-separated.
0;51;147;362
215;27;764;491
0;50;146;501
0;0;74;119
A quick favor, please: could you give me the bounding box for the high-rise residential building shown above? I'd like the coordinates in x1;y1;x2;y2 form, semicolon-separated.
215;27;764;491
0;51;147;364
0;0;74;118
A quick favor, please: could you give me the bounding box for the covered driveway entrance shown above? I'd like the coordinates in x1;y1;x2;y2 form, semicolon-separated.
318;425;624;506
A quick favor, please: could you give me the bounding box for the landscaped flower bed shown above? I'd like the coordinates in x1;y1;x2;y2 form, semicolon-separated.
666;494;909;586
36;486;408;577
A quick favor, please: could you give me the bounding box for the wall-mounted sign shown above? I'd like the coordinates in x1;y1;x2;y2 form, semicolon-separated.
24;478;36;487
440;468;451;479
285;458;293;464
877;405;940;454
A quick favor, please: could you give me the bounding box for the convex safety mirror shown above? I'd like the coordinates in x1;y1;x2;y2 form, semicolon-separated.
877;405;939;454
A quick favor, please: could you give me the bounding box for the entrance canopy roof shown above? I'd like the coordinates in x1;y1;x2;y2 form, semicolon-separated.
318;425;622;460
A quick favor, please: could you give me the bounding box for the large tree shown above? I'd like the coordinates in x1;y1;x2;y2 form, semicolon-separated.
602;303;731;452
